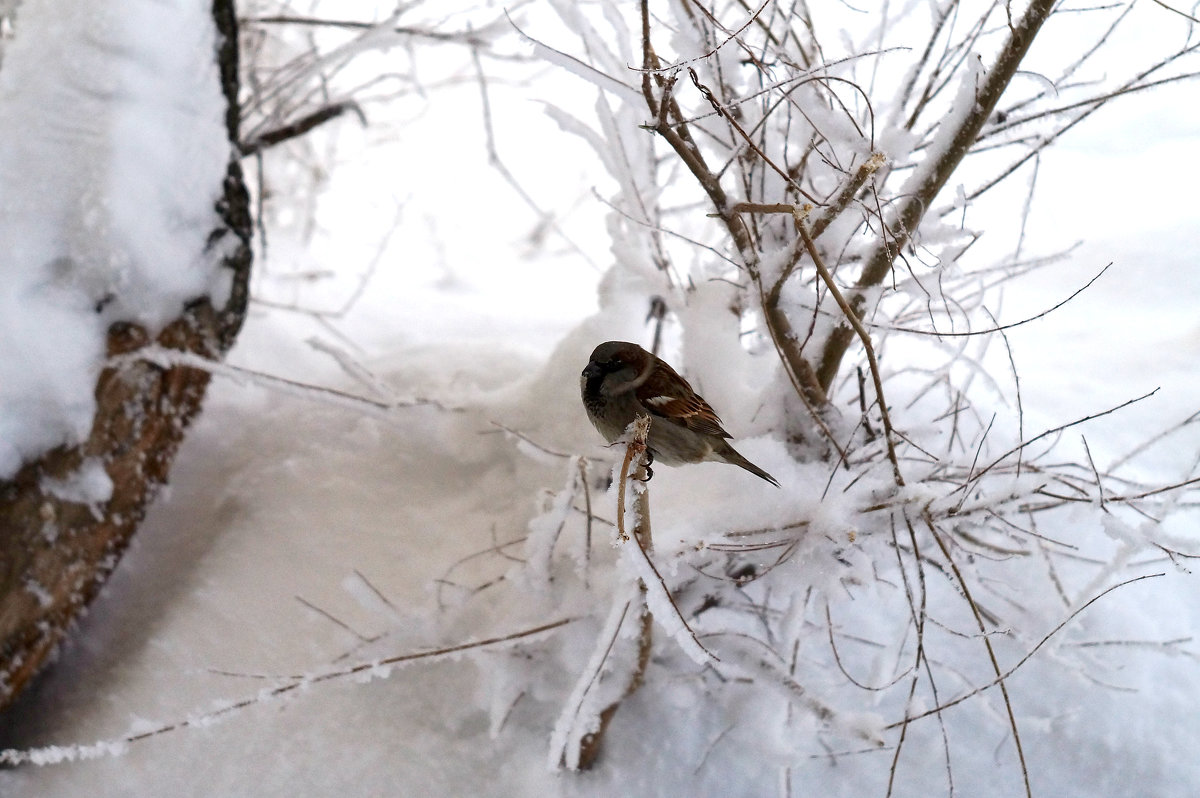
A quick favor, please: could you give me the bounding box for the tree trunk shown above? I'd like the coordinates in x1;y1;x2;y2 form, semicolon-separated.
0;0;251;712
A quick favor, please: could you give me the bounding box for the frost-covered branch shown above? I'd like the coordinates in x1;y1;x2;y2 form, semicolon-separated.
117;346;454;416
814;0;1057;394
0;618;571;767
555;418;657;769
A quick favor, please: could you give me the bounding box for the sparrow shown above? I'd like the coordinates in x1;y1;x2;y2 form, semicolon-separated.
580;341;780;487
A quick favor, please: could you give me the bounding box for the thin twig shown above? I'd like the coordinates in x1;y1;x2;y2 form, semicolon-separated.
0;618;572;767
239;102;364;156
962;389;1160;496
795;211;905;486
570;418;658;769
116;346;454;416
816;0;1059;394
294;596;376;644
1081;435;1106;511
925;516;1031;798
1147;0;1200;24
245;14;504;45
886;572;1165;727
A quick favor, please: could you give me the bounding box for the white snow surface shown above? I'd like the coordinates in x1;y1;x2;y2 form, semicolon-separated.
0;0;229;476
1;4;1200;798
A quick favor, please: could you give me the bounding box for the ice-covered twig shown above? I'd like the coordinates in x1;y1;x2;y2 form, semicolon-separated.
619;517;719;665
0;618;571;768
786;209;905;487
549;582;645;771
712;633;886;748
613;416;717;665
924;515;1031;798
489;422;575;460
307;337;399;401
815;0;1058;395
958;388;1160;497
113;346;455;416
550;417;658;769
245;12;511;47
886;572;1165;728
614;415;652;543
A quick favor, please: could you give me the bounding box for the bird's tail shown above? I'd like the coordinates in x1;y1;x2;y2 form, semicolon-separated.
720;444;780;488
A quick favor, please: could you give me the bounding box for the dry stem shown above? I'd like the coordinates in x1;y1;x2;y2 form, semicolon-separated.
573;416;655;769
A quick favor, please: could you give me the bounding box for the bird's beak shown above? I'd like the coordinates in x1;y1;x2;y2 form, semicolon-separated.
582;361;602;380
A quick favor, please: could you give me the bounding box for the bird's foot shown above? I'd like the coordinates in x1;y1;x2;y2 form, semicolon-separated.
638;449;655;481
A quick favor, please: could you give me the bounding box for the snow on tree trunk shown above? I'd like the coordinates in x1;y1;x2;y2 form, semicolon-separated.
0;0;251;711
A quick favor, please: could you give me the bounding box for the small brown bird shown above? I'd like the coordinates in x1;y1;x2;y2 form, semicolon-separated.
580;341;779;487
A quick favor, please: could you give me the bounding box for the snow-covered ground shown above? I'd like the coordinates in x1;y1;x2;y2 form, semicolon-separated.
2;4;1199;797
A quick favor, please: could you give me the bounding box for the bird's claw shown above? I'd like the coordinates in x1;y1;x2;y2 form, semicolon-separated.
639;449;654;481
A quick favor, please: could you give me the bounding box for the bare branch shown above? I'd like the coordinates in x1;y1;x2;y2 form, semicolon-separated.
239;101;363;155
796;212;905;487
816;0;1057;394
0;618;572;767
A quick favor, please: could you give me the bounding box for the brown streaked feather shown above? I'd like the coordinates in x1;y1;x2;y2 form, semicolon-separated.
635;359;732;439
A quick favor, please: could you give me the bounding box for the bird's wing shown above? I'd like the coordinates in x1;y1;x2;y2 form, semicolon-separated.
636;364;732;439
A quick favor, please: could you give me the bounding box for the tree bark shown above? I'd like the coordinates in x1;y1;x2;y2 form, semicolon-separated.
0;0;251;712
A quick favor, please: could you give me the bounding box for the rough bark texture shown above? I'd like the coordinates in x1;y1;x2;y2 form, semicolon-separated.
0;0;251;712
